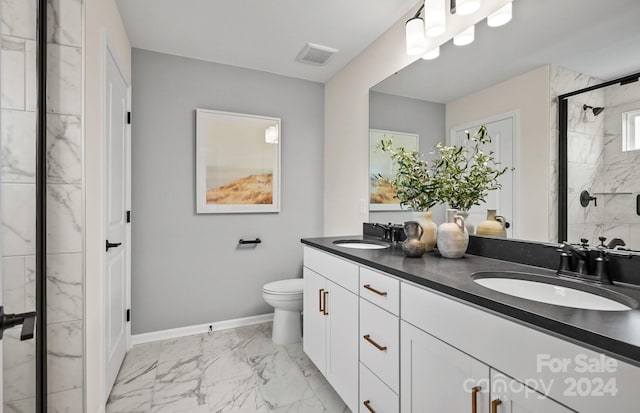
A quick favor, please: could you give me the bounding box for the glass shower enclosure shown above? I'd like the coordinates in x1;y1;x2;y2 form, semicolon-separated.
1;0;48;410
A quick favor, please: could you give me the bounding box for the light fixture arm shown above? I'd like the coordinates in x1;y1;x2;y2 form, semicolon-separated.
413;3;425;19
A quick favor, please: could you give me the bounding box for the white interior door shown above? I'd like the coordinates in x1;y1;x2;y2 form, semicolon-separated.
452;114;518;237
104;46;130;400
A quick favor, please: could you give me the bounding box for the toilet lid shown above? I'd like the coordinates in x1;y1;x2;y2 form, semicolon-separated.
263;278;304;295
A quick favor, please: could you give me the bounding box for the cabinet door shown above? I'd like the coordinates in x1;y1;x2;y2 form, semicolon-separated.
303;267;327;375
401;321;490;413
490;371;573;413
327;280;359;412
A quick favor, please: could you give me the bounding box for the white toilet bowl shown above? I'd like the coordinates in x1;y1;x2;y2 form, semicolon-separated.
263;279;303;345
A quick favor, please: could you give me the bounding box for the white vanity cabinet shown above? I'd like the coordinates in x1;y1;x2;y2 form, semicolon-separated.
400;320;490;413
359;267;401;413
302;245;640;413
303;248;359;412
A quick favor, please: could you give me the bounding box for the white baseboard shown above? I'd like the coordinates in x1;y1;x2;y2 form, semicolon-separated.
130;313;274;346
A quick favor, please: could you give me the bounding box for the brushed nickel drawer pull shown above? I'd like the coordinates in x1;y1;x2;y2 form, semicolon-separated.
472;386;481;413
319;289;325;313
363;400;376;413
363;334;387;351
491;399;502;413
323;291;329;315
363;284;388;296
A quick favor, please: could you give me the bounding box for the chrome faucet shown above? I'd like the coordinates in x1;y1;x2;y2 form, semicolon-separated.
372;223;404;244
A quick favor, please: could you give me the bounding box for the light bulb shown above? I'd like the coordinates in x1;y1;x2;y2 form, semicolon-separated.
422;47;440;60
456;0;480;15
406;17;426;56
453;25;475;46
425;0;446;37
487;2;512;27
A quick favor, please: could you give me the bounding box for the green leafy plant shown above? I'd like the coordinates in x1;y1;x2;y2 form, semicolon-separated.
379;126;510;211
377;137;438;211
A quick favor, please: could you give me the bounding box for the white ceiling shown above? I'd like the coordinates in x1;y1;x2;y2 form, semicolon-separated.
372;0;640;103
115;0;419;83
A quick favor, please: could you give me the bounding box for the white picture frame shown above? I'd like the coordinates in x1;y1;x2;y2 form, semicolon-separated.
196;108;281;213
369;129;419;211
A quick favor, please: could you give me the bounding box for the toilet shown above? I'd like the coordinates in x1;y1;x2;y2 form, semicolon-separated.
262;278;304;345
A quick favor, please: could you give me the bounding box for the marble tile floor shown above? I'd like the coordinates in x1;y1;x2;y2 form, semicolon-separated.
106;323;351;413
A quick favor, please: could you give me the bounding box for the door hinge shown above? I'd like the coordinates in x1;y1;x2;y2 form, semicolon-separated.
126;309;131;322
126;210;131;223
127;112;131;125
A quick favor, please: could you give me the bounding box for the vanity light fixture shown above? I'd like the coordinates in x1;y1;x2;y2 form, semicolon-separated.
265;125;279;144
487;2;512;27
453;25;475;46
425;0;446;37
455;0;481;15
405;14;427;55
422;46;440;60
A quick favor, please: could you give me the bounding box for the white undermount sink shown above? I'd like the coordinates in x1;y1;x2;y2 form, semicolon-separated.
332;240;390;250
472;272;636;311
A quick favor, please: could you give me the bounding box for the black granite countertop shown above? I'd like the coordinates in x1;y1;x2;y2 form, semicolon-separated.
301;236;640;367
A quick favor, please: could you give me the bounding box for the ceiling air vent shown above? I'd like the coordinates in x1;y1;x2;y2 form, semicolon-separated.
296;43;339;66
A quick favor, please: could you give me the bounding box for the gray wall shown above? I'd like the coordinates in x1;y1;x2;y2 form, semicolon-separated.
131;49;324;334
369;91;446;224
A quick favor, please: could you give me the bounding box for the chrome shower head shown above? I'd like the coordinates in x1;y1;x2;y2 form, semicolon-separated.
583;104;605;116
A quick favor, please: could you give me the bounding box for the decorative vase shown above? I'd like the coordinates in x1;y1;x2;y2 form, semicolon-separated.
476;209;507;237
457;210;475;235
412;211;437;252
402;221;426;258
437;209;469;258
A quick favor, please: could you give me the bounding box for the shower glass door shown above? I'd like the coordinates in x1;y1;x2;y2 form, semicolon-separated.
1;0;42;410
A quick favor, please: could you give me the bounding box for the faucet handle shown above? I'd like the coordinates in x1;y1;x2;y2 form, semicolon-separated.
580;238;589;248
598;236;607;248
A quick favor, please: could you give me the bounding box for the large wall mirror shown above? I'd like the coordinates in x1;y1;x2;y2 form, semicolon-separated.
368;0;640;248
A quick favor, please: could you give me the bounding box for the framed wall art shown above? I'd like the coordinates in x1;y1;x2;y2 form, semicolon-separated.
196;109;281;213
369;129;419;211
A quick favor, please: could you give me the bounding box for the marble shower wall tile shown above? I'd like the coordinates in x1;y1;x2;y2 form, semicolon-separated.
47;114;82;183
603;194;640;224
3;328;36;402
567;132;604;165
26;252;83;323
1;109;36;183
604;82;640;108
48;388;83;413
25;39;36;111
47;183;82;253
47;43;81;116
603;162;640;193
0;0;37;39
48;320;83;393
48;0;82;47
2;183;36;256
4;397;35;413
1;36;25;110
3;256;26;313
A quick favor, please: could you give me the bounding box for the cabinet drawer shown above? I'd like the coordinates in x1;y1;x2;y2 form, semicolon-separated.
360;298;399;392
304;246;359;293
359;267;400;315
360;363;399;413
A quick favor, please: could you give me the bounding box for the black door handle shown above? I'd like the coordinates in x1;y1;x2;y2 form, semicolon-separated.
106;240;123;251
0;306;36;341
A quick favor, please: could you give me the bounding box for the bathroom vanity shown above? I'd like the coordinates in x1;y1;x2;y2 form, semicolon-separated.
301;237;640;413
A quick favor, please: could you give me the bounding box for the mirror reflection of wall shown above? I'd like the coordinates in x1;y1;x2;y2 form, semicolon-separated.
566;79;640;250
368;0;640;249
368;91;445;224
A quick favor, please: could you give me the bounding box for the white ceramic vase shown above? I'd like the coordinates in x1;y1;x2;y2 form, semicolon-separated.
412;211;438;252
457;210;475;235
437;209;469;258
